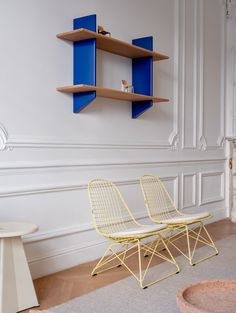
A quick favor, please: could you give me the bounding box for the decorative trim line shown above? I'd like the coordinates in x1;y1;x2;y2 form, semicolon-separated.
231;16;236;135
199;135;207;151
0;176;178;199
5;138;174;151
198;171;225;206
0;158;226;173
217;136;226;148
219;1;226;148
24;222;94;244
181;172;197;209
171;0;181;150
181;0;198;149
198;0;225;150
24;208;149;245
192;0;198;149
0;123;8;151
168;131;179;150
198;0;204;150
180;0;186;149
172;175;179;207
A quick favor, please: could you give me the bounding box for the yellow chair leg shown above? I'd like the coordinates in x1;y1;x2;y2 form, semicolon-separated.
92;236;180;289
91;243;123;276
167;222;218;266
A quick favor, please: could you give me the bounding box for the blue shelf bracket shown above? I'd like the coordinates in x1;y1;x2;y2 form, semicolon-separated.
73;15;97;113
132;36;153;118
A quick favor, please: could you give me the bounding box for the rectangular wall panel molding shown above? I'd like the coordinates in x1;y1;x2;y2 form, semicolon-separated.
198;171;225;206
181;173;197;209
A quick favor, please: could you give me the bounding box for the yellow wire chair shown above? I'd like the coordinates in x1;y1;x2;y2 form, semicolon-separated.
88;179;180;289
140;175;218;266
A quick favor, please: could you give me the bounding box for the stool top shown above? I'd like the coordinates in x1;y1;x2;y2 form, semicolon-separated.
0;222;38;238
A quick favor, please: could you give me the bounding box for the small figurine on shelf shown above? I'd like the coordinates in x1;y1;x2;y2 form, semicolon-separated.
121;80;134;93
98;25;111;37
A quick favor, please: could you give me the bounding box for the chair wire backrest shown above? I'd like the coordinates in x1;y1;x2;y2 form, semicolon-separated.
88;179;139;237
140;175;179;222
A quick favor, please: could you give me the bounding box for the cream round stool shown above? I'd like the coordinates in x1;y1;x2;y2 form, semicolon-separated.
0;222;39;313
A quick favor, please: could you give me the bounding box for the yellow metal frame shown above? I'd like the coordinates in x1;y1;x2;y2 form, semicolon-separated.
140;175;218;266
91;235;179;289
88;179;180;289
164;221;218;265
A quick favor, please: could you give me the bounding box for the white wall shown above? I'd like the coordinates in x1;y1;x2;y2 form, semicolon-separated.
226;1;236;136
0;0;227;278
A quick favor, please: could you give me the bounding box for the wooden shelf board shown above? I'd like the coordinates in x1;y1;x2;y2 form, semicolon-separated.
57;28;169;61
57;84;169;103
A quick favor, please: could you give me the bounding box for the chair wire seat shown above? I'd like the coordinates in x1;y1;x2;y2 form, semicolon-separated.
140;175;218;266
88;179;180;288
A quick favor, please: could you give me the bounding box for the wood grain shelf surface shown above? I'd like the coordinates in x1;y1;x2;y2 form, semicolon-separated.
57;84;169;103
57;28;169;61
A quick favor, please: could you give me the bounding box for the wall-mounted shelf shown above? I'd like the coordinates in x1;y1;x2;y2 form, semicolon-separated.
57;14;169;118
57;28;169;61
57;84;169;103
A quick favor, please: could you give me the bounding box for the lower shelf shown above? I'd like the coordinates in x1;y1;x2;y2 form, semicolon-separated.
57;84;169;103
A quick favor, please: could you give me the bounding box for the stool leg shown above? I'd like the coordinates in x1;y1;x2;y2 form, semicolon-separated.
0;238;18;313
0;237;39;313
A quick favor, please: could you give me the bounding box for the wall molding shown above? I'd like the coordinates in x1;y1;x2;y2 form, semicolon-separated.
219;0;226;148
4;137;176;151
0;175;178;199
198;0;225;151
0;123;8;151
24;208;150;245
198;171;225;206
199;135;207;151
181;0;197;149
0;158;226;174
170;0;181;151
172;175;179;207
168;131;179;149
181;172;197;209
198;0;205;151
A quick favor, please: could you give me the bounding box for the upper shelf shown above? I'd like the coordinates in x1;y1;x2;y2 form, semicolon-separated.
56;28;169;61
57;84;169;103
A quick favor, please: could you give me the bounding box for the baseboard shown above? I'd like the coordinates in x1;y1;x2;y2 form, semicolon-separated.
206;207;228;224
29;237;109;279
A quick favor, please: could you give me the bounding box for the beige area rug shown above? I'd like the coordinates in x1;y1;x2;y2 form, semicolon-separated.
30;234;236;313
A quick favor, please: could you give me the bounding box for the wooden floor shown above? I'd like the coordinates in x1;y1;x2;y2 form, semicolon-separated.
23;219;236;312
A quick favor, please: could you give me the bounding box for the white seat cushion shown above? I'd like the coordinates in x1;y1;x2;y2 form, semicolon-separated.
111;224;167;238
161;212;210;224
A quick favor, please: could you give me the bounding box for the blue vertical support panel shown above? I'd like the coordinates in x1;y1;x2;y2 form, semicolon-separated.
132;36;153;118
73;15;97;113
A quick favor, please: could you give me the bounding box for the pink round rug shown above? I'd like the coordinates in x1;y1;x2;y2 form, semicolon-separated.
176;280;236;313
